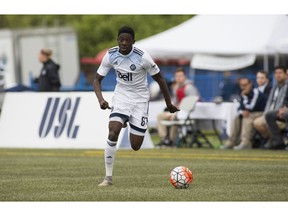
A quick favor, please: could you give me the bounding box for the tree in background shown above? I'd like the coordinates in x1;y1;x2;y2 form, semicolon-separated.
0;15;194;58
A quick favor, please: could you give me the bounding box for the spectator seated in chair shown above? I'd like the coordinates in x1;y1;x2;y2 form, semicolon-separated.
156;67;200;147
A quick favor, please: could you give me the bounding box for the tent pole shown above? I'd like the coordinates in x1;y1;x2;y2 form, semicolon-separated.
189;57;195;82
274;54;279;67
263;55;269;72
189;67;195;82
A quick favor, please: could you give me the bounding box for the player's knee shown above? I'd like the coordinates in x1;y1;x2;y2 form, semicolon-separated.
108;131;119;142
130;134;144;151
131;144;141;151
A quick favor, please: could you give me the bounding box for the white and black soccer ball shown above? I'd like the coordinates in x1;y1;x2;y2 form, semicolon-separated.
170;166;193;189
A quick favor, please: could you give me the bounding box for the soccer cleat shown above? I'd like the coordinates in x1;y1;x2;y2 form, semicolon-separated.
98;176;112;187
98;180;112;187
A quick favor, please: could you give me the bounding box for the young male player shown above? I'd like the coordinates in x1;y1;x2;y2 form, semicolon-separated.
94;26;179;186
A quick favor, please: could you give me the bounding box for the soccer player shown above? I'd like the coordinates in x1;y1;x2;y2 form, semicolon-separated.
94;26;179;186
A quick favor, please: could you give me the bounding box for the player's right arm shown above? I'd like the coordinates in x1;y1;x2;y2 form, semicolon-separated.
93;74;111;110
93;51;112;110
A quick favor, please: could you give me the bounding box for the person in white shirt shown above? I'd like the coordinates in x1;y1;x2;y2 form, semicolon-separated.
93;26;179;186
156;68;200;147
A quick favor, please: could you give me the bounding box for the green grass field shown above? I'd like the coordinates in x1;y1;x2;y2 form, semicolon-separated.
0;147;288;201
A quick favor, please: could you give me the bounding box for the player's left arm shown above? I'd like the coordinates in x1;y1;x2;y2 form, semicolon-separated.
142;50;179;113
152;72;179;113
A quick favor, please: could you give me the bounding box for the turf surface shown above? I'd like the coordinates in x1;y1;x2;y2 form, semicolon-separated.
0;148;288;201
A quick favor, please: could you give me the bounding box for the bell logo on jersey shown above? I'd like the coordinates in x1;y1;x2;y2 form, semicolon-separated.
39;97;80;139
117;71;132;81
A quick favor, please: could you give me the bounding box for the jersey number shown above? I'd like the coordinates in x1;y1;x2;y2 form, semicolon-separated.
141;117;148;126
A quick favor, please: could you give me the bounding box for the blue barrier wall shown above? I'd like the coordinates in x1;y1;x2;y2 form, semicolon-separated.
75;65;273;101
30;63;274;101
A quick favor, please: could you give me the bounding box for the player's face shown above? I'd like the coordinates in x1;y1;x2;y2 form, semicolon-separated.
117;33;135;55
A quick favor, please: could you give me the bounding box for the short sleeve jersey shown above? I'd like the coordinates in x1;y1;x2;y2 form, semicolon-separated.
97;46;160;103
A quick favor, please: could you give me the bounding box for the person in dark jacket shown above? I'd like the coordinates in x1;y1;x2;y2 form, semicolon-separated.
219;71;240;102
35;48;61;91
221;74;271;150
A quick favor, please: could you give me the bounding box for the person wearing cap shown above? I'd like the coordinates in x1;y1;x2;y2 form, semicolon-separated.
35;48;61;91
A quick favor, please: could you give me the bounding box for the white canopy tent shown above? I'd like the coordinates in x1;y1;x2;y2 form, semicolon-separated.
136;15;288;71
191;54;256;71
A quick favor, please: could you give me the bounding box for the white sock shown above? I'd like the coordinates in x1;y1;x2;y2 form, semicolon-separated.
105;139;117;177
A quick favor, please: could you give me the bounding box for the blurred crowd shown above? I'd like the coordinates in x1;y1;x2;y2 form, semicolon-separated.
152;66;288;150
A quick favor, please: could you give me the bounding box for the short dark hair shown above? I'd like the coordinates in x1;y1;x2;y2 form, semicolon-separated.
118;26;135;39
174;67;186;76
274;65;287;73
257;70;269;79
239;77;250;83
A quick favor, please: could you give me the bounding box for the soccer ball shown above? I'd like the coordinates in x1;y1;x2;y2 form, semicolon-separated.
170;166;193;189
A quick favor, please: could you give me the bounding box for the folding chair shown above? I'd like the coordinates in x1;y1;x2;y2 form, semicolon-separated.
161;95;213;148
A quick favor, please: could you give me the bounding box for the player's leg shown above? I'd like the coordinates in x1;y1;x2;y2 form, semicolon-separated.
130;133;145;151
129;102;148;151
98;121;122;186
98;112;129;187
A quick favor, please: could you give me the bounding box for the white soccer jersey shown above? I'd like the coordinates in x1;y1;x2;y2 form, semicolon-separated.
97;46;160;102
